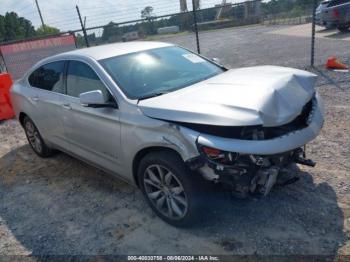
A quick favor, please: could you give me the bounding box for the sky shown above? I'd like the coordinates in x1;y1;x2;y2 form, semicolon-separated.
0;0;250;32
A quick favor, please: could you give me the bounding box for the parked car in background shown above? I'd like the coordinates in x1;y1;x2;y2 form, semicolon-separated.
316;0;336;29
316;0;350;32
10;42;324;226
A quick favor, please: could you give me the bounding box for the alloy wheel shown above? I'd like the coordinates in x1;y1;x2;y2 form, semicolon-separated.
143;164;188;220
25;121;42;153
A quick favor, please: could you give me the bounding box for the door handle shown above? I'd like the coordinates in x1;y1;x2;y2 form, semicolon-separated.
62;103;72;110
31;96;39;102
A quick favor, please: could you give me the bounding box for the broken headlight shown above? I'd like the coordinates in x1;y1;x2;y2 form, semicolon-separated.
199;145;239;165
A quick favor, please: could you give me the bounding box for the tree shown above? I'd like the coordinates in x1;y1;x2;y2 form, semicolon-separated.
0;15;6;41
102;22;121;42
36;25;60;36
0;12;36;42
140;6;157;35
141;6;154;19
261;0;323;15
74;33;84;47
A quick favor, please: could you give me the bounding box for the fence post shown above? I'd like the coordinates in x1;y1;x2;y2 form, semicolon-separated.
310;0;317;67
76;5;90;47
191;0;201;54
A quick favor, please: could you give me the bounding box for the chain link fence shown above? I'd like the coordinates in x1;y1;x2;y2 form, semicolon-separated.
68;0;319;70
3;0;350;72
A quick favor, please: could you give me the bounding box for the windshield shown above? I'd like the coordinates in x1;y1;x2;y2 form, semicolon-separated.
99;46;224;100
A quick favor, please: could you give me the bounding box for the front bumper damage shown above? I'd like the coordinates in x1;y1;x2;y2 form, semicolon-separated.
188;148;315;198
186;94;324;198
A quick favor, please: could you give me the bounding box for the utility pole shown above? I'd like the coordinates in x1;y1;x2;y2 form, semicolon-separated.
35;0;45;28
76;5;90;47
311;0;317;67
192;0;200;54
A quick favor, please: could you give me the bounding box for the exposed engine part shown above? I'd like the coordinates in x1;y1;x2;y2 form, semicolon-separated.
294;148;316;167
171;98;314;141
259;167;279;196
192;146;312;198
295;157;316;167
199;164;219;182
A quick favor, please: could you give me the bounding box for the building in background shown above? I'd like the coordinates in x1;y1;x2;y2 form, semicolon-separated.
193;0;201;10
122;31;139;42
180;0;188;12
215;0;233;20
180;0;200;11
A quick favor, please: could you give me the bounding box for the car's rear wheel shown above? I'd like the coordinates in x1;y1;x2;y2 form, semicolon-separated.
138;151;202;227
23;116;55;157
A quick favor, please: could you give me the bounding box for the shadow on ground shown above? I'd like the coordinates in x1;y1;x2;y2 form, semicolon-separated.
0;144;347;255
320;30;350;40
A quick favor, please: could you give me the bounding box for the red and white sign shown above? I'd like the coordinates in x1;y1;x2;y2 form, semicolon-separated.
0;35;76;80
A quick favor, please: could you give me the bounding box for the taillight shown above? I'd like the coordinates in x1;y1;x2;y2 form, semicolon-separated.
333;9;340;18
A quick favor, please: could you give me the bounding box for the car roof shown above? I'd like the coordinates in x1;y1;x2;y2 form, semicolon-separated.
59;41;173;60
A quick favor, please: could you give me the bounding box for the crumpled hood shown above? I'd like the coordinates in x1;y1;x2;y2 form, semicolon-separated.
138;66;317;127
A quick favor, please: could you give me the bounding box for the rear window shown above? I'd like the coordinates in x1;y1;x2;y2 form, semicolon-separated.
28;61;65;93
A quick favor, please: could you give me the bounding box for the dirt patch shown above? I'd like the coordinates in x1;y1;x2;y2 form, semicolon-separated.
268;23;350;41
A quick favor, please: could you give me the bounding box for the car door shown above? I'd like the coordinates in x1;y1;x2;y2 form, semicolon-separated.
27;61;68;148
61;60;122;174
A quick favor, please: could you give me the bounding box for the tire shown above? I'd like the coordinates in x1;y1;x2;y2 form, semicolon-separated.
138;151;202;227
325;24;333;30
337;25;349;33
23;116;55;158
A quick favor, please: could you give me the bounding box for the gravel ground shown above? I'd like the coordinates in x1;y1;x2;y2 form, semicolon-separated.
0;24;350;256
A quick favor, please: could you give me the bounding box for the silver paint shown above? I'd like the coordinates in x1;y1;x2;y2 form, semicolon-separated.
10;42;324;186
139;66;317;127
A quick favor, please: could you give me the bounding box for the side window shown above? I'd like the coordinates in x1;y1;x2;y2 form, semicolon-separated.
66;61;114;102
28;61;65;93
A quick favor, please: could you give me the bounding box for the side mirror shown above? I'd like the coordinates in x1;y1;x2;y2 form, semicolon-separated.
80;90;106;106
80;90;110;108
79;90;118;108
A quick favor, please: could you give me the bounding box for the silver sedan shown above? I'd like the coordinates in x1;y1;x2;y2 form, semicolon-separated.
11;42;324;226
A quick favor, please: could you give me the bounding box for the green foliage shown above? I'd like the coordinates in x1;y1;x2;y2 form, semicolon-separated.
0;12;36;42
167;13;192;31
261;0;323;15
75;33;85;47
141;6;154;19
0;11;60;42
197;8;217;22
36;25;60;36
102;22;121;41
100;0;323;41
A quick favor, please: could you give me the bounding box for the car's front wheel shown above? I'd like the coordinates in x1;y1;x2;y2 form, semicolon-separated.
23;116;55;157
138;151;202;227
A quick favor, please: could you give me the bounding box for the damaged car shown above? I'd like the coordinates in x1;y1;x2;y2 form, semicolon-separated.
11;42;324;227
